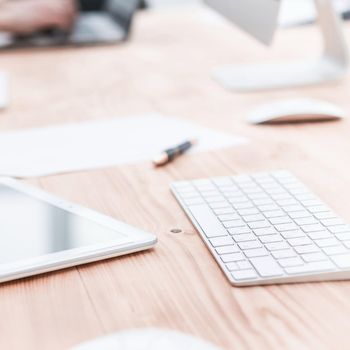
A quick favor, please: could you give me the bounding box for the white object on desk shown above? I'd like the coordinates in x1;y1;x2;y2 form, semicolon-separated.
71;328;223;350
205;0;349;91
0;177;156;284
247;98;345;124
171;170;350;286
0;113;248;177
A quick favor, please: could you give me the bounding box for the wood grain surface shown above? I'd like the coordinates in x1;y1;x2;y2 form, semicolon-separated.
0;7;350;350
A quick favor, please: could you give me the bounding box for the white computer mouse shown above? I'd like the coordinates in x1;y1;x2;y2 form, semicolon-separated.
247;98;345;124
71;328;223;350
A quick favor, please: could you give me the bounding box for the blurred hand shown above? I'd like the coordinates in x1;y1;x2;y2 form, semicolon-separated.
0;0;77;34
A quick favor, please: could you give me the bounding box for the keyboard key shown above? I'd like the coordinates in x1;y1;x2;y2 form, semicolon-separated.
209;236;234;247
272;249;296;259
208;200;231;209
285;261;334;275
284;205;305;213
263;210;285;218
321;218;344;227
322;245;348;255
207;196;227;203
249;193;270;200
270;216;292;225
238;240;262;250
307;231;332;240
216;246;239;255
250;256;284;277
315;238;340;248
271;193;293;201
200;190;220;197
289;211;312;219
248;221;271;229
277;199;298;206
281;230;305;239
259;234;283;243
301;224;325;233
294;217;318;226
308;206;329;213
278;257;303;267
302;199;323;207
188;204;228;238
237;260;252;270
328;225;350;234
228;196;249;204
231;269;257;281
226;262;239;271
220;252;244;262
335;232;350;241
288;237;312;246
228;226;251;235
258;204;279;211
253;227;278;236
302;252;328;262
233;202;255;210
314;212;336;220
209;202;231;209
233;234;256;242
264;188;286;195
237;208;259;216
222;191;242;198
245;248;269;258
223;219;246;229
295;245;320;254
275;223;298;231
331;254;350;268
265;242;289;251
253;198;274;206
242;214;265;222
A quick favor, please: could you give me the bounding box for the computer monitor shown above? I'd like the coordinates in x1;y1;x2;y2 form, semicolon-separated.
204;0;349;91
204;0;280;45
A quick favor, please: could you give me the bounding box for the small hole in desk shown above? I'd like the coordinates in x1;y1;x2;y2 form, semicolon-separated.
170;228;182;234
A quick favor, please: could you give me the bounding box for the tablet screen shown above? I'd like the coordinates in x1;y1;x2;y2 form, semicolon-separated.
0;184;125;264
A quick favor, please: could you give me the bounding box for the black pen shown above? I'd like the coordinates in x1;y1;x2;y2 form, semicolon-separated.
153;139;197;166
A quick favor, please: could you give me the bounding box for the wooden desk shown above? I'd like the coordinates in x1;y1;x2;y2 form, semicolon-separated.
1;7;350;350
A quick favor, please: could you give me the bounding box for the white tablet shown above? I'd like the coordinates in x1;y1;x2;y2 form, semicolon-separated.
0;177;157;283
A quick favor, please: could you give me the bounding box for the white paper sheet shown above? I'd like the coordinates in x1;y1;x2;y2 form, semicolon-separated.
0;113;248;177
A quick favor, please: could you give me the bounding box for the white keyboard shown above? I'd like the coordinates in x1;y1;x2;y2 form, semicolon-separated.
171;170;350;286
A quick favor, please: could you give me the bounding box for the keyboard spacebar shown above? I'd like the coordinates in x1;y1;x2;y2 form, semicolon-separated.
188;204;228;238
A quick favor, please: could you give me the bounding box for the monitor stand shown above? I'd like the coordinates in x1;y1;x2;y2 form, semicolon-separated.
0;72;8;109
213;0;349;92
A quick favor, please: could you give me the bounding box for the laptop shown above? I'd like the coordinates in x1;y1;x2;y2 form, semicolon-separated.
0;0;141;48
